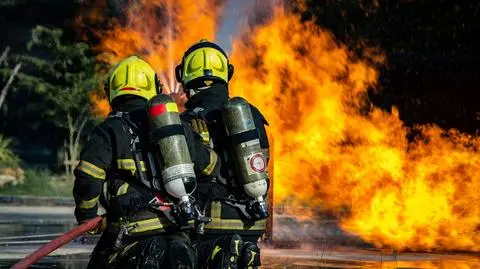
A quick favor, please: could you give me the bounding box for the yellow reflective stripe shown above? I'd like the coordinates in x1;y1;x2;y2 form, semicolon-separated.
211;201;221;218
126;217;194;234
102;181;110;206
79;195;99;209
109;242;138;263
76;161;106;179
117;159;146;172
121;241;138;256
234;239;241;255
210;245;222;261
248;252;256;266
201;149;218;176
166;103;179;112
108;252;118;264
116;183;129;196
206;202;266;230
128;218;169;234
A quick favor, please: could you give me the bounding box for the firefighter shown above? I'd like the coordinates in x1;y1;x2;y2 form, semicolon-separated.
73;55;218;269
175;40;270;269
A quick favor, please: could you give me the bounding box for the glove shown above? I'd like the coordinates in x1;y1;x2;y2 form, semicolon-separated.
190;118;210;144
86;215;108;235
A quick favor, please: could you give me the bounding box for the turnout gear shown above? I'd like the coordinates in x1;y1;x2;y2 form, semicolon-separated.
175;39;234;90
195;234;243;269
182;85;270;225
107;235;168;269
239;242;261;268
74;57;219;269
178;40;270;269
176;40;269;268
105;55;162;103
90;232;196;269
73;99;212;269
168;233;197;269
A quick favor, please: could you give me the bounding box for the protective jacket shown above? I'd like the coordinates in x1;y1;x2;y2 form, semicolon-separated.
73;98;217;268
181;85;270;242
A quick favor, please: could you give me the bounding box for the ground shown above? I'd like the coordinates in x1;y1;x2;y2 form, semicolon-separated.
0;205;479;268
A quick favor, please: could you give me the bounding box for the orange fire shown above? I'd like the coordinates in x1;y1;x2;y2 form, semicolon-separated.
79;0;480;252
377;259;480;269
77;0;225;116
230;7;480;251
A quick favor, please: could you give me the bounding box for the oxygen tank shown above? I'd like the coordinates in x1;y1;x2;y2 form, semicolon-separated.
147;94;196;219
222;97;269;218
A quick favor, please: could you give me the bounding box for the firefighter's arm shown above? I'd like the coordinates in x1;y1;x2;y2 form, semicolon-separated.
181;120;220;179
73;125;112;225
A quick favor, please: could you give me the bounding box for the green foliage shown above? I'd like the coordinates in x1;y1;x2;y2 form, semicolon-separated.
0;134;19;167
13;25;102;128
0;169;73;197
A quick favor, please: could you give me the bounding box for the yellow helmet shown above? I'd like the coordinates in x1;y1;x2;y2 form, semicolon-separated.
175;39;234;89
105;55;161;103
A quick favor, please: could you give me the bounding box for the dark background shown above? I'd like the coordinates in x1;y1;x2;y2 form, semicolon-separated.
299;0;480;133
1;0;479;168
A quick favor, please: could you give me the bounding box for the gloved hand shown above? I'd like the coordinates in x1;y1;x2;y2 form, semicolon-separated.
86;215;108;235
190;118;210;144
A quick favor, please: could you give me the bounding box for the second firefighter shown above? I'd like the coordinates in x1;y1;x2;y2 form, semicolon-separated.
176;40;271;269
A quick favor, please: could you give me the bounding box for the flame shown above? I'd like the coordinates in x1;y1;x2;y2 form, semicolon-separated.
77;0;225;116
230;6;480;251
77;0;480;252
377;259;480;269
89;91;111;118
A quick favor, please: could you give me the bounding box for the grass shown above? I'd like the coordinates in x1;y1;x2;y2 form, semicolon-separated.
0;169;73;197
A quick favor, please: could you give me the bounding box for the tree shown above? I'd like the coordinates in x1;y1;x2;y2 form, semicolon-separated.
0;47;22;112
13;25;102;179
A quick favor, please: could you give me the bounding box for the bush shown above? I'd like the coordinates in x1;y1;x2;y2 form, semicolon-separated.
0;135;20;167
0;135;24;187
0;169;73;197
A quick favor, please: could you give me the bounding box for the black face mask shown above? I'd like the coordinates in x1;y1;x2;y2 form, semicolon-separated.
184;83;229;110
111;95;148;112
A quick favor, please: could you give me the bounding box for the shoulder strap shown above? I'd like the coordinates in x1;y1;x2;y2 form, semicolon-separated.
107;111;140;146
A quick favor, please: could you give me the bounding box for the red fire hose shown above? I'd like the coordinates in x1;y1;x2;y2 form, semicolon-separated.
10;216;102;269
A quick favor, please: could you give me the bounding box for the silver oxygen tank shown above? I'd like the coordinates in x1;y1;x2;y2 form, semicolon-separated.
147;94;196;219
222;97;269;218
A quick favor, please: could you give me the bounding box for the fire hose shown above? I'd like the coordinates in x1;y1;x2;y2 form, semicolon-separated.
10;216;102;269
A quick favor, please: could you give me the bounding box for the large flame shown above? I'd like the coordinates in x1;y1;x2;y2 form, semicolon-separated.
77;0;225;116
230;7;480;251
78;0;480;252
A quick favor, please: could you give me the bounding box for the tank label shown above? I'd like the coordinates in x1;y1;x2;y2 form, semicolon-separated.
241;139;260;148
161;163;195;183
244;153;266;174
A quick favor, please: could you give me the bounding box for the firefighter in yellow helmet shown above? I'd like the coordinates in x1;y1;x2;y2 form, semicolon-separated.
73;55;219;269
176;40;271;269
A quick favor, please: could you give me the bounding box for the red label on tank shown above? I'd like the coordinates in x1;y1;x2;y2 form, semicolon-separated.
149;104;167;118
250;153;266;173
